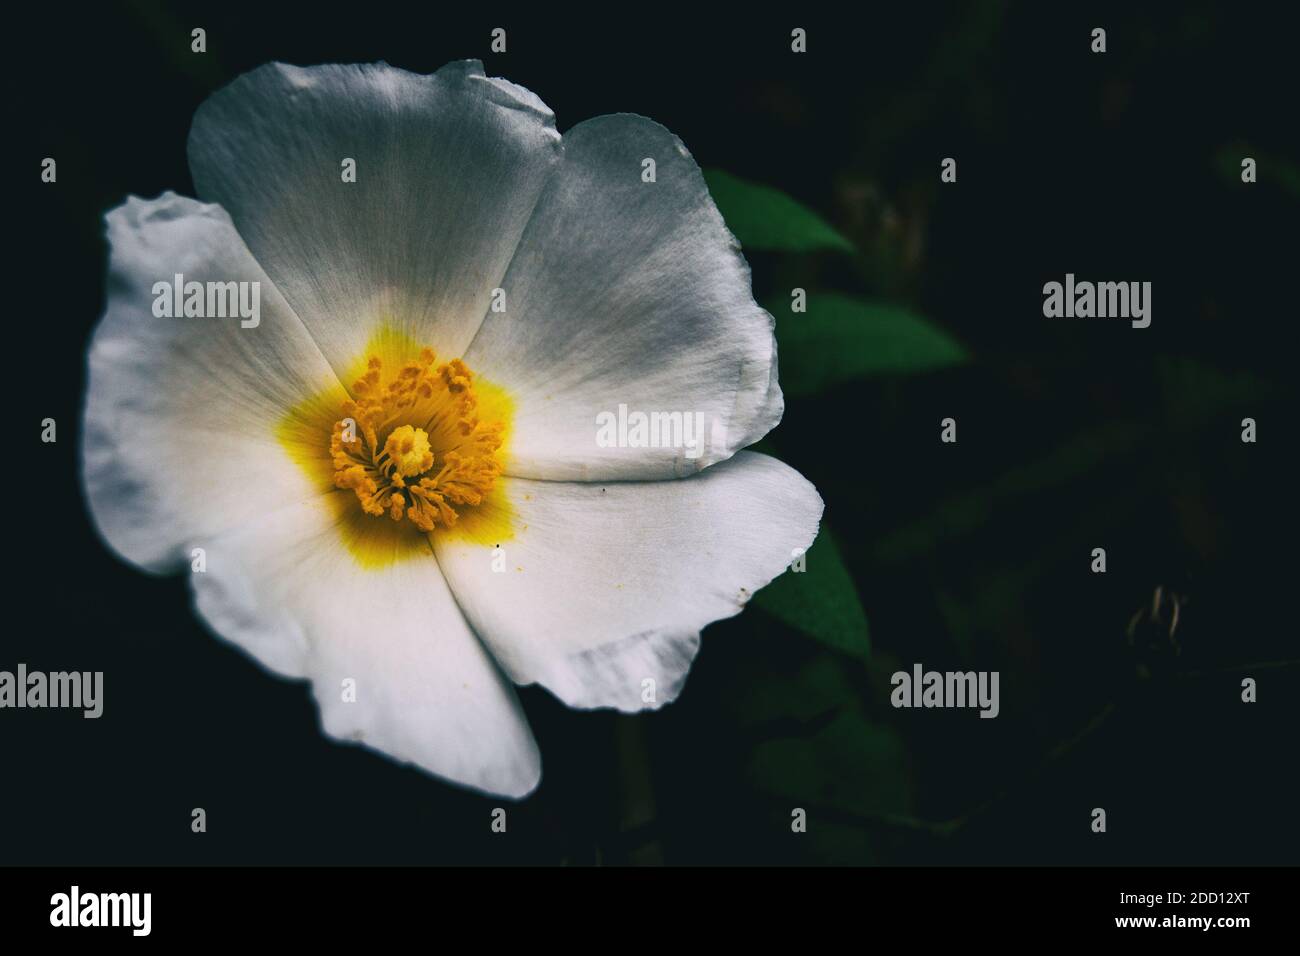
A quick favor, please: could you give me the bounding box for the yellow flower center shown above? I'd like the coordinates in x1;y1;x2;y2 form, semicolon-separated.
383;425;433;478
329;348;504;532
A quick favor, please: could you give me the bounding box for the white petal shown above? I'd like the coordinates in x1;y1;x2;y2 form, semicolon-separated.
83;193;344;572
434;452;822;710
192;498;541;798
188;60;562;371
463;114;783;481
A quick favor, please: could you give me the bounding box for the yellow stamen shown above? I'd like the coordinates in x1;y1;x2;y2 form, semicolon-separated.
328;347;505;533
383;425;434;478
277;325;516;569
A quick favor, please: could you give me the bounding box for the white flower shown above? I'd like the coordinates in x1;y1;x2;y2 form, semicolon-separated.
82;60;823;798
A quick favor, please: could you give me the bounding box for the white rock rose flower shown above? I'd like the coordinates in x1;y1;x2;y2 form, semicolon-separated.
82;60;823;798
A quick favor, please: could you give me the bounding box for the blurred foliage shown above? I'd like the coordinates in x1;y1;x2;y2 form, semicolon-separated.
767;293;968;397
700;121;1292;861
724;650;860;727
715;649;910;863
1156;355;1279;423
1214;143;1300;199
746;710;909;863
704;168;855;253
872;420;1148;563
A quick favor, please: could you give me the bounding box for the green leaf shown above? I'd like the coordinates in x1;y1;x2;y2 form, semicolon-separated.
872;420;1147;563
770;293;967;396
747;708;912;863
748;709;909;815
724;652;860;727
703;169;854;253
1215;143;1300;199
1156;356;1279;424
753;530;871;660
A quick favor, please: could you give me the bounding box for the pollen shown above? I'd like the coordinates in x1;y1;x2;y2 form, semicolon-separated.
329;348;505;533
384;425;433;477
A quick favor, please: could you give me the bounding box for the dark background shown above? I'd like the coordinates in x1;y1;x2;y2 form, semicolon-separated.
7;2;1297;864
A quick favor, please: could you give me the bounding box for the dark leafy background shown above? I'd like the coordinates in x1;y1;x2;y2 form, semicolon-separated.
8;2;1297;864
